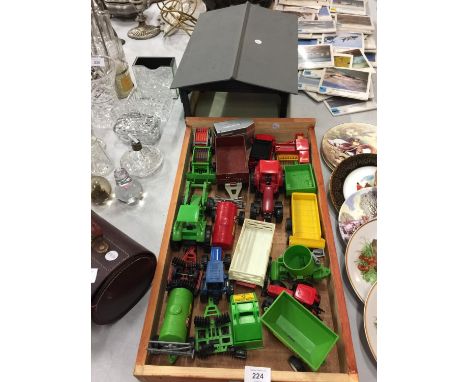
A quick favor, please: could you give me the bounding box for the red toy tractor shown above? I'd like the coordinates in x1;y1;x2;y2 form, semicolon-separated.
249;160;283;223
262;282;324;318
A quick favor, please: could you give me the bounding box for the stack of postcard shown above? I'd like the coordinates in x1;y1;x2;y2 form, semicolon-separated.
275;0;377;116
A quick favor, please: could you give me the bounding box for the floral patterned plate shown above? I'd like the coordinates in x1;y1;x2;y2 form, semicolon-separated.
338;187;377;242
345;219;377;301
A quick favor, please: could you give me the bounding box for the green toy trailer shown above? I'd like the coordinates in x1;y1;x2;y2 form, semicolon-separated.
193;298;247;359
229;293;263;350
284;163;317;196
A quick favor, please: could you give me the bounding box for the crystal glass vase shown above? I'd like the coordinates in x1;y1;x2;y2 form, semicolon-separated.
91;55;118;129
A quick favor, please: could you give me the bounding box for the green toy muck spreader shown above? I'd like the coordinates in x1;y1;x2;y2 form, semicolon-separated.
193;298;247;359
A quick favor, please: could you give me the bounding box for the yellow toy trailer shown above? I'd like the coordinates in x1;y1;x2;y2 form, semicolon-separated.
285;193;325;249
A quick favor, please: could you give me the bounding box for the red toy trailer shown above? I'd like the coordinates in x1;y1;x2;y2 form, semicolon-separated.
274;133;310;165
250;160;284;223
215;136;249;199
211;201;244;250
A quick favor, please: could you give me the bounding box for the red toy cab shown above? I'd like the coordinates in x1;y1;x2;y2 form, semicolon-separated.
211;201;245;250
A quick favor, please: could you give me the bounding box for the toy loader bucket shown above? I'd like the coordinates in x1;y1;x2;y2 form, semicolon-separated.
283;245;316;276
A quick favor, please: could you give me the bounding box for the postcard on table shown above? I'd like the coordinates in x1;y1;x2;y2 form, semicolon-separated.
279;0;329;9
298;19;337;34
319;67;371;100
298;38;320;45
324;96;377;116
322;32;364;51
364;52;377;67
298;69;323;91
298;44;334;69
317;6;333;20
334;53;353;68
364;34;376;51
331;0;367;16
336;14;375;34
341;48;375;73
303;89;333;102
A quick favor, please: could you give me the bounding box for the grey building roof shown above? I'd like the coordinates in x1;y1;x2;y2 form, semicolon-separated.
171;3;298;94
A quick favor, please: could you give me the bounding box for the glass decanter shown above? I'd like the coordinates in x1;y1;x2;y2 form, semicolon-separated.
120;136;163;178
114;168;143;205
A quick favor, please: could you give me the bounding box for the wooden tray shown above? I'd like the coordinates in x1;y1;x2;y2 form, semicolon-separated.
134;118;358;382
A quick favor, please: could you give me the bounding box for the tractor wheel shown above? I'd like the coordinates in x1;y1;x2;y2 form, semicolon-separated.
264;215;272;223
226;281;234;299
196;343;215;359
288;355;307;372
285;218;292;233
228;346;247;360
223;255;231;270
170;240;182;252
249;202;258;219
203;225;212;251
206;197;216;217
213;295;220;305
274;204;283;224
237;210;245;226
201;254;208;270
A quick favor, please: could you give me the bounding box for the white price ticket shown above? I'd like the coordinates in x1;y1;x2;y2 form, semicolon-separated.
91;56;105;67
244;366;271;382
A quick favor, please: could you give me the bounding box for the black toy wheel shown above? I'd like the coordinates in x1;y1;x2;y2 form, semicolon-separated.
170;240;182;252
226;280;234;299
274;202;283;223
261;296;274;311
288;355;307;372
285;218;292;233
223;255;231;270
194;316;210;328
200;293;208;304
206;197;216;217
228;346;247;360
249;202;258;219
264;215;272;223
237;210;245;226
201;254;208;270
215;313;231;326
213;295;221;305
204;225;212;249
196;343;215;358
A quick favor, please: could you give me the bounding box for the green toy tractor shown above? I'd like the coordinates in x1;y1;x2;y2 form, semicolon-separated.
171;180;215;251
186;146;216;184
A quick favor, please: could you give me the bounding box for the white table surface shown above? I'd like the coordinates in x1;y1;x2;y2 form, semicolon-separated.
92;2;377;381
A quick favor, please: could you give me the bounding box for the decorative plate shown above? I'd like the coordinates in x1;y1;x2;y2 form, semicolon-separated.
321;123;377;170
364;282;377;361
329;153;377;211
338;187;377;242
345;219;377;301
